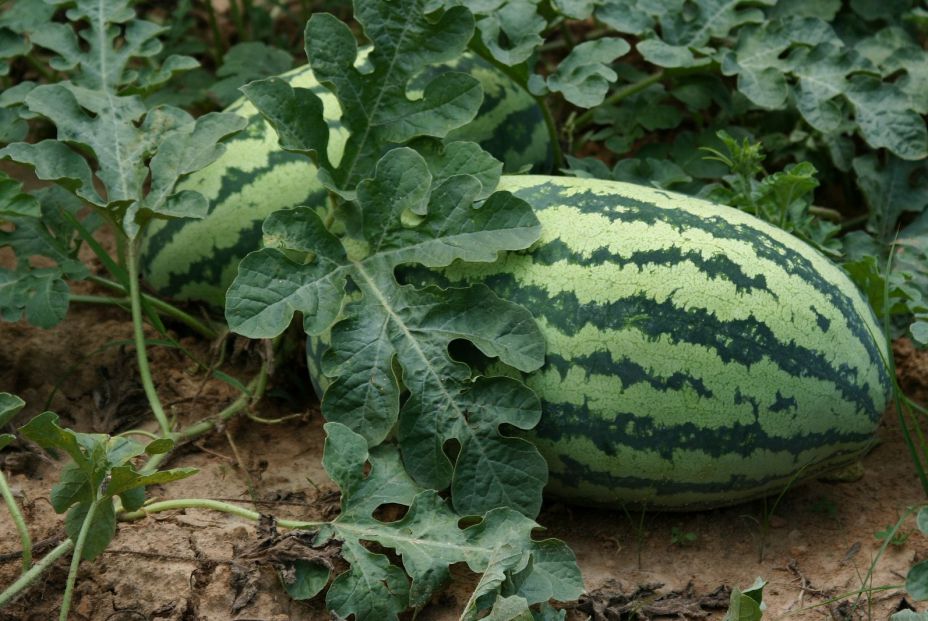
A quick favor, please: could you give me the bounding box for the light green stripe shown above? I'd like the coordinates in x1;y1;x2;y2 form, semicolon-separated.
537;431;867;489
528;321;876;438
498;175;887;365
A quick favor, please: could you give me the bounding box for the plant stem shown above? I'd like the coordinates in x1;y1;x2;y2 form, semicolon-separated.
24;54;55;82
70;294;131;308
119;498;322;530
0;473;31;572
127;241;172;438
467;43;564;170
839;213;870;231
572;71;665;131
0;539;73;607
229;0;246;42
202;0;226;64
59;500;100;621
140;360;268;475
173;368;263;444
881;249;928;496
808;206;843;223
538;97;564;170
87;275;219;340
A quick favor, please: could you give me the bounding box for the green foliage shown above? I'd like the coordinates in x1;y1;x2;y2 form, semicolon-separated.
529;38;630;107
700;131;841;256
875;524;910;547
0;0;55;76
723;18;927;160
670;526;697;547
906;507;928;601
311;423;583;620
209;42;294;107
0;176;92;328
228;0;550;517
0;393;25;452
0;0;245;239
19;412;196;560
723;577;766;621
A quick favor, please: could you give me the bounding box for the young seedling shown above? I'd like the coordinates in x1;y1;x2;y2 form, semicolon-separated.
875;524;911;547
723;577;766;621
0;411;196;619
670;526;697;547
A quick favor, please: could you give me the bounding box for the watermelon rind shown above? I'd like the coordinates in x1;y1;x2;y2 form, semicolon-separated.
309;175;891;510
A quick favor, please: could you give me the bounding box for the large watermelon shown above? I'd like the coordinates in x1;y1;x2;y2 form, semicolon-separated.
307;175;891;510
140;53;550;307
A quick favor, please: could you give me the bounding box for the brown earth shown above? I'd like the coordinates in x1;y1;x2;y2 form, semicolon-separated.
0;280;927;620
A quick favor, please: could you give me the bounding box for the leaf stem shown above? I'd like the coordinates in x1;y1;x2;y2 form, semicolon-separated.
572;70;665;131
59;500;100;621
0;473;31;572
118;498;323;530
127;240;172;438
86;275;219;340
70;293;130;306
0;539;73;607
839;213;870;231
882;247;928;496
467;44;564;170
808;206;843;223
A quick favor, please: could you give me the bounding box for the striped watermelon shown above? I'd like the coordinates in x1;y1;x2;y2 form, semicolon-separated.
139;53;551;307
307;175;891;509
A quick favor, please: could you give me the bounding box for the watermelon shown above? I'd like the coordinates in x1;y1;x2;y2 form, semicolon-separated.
140;53;551;307
307;175;891;510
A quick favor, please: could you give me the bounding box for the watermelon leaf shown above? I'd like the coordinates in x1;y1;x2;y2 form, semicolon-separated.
0;393;25;452
19;411;197;560
316;423;583;619
226;146;547;516
228;0;551;518
0;183;91;328
0;0;246;239
722;18;928;161
305;2;481;190
533;38;630;108
209;41;293;106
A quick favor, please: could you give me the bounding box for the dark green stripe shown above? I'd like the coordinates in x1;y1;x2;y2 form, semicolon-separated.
531;238;774;297
545;352;714;399
513;182;887;393
160;186;330;299
140;148;313;282
534;361;874;460
549;447;866;497
485;282;883;419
